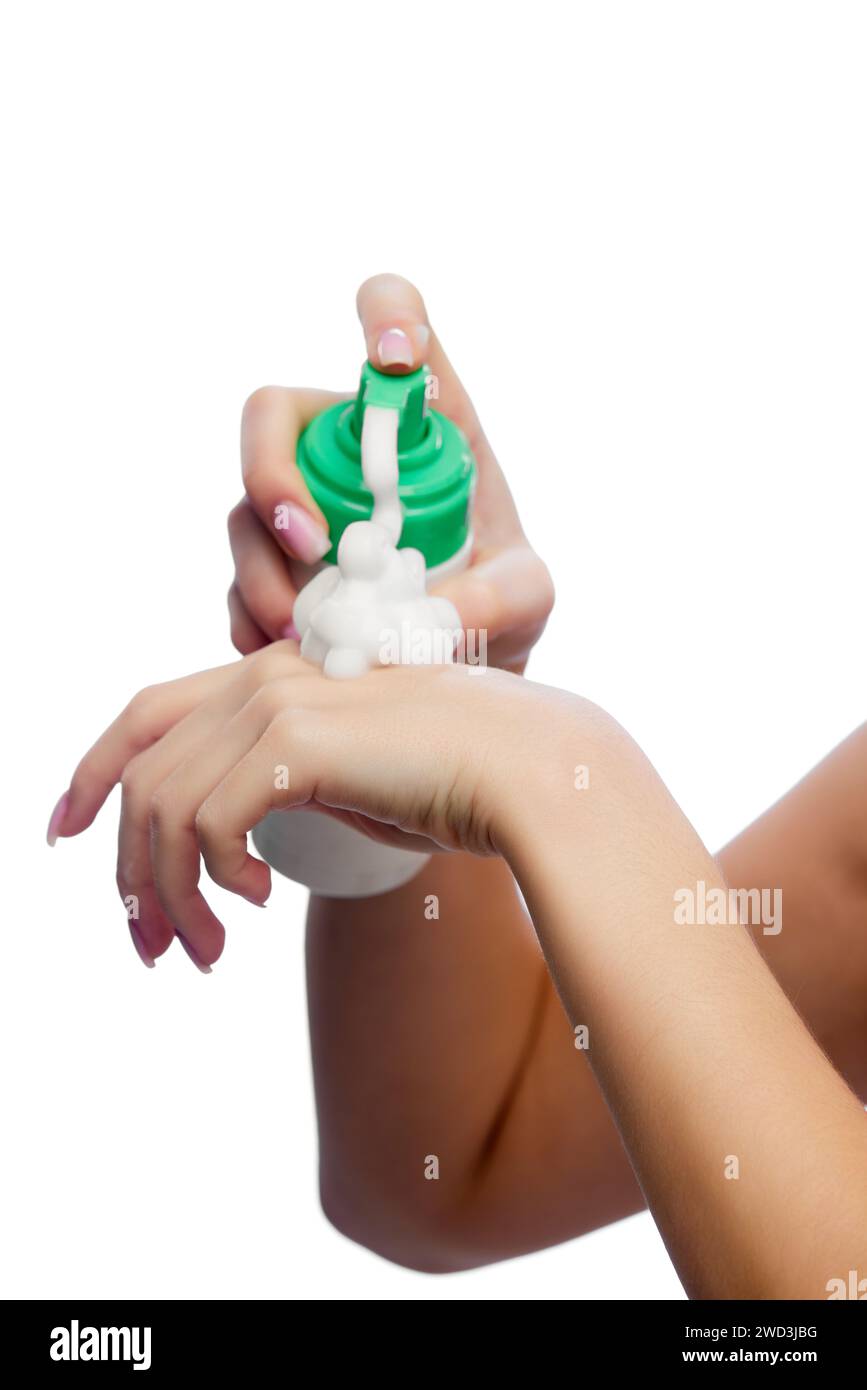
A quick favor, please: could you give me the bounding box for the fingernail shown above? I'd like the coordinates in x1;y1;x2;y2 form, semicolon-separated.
46;791;70;846
277;503;330;565
282;621;301;642
128;921;155;969
176;932;212;974
377;328;415;368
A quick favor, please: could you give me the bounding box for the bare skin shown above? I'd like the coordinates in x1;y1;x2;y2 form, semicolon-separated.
220;272;867;1277
307;853;646;1272
309;724;867;1274
53;655;867;1297
49;274;867;1294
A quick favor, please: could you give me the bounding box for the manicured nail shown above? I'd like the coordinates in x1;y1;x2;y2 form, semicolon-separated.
128;921;155;969
176;932;212;974
46;791;70;846
276;503;330;564
282;621;301;642
377;328;414;368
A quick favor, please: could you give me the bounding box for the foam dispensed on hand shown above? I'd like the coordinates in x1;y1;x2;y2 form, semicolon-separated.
292;403;460;679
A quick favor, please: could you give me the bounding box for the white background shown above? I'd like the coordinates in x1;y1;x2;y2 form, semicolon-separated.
1;1;865;1299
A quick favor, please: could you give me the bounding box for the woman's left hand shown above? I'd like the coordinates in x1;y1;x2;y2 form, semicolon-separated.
229;274;556;673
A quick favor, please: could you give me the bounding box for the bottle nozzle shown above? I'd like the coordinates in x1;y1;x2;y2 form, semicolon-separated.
352;362;429;452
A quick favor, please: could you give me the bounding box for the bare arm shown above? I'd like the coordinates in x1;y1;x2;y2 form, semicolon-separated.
506;716;867;1299
61;650;867;1294
309;723;867;1277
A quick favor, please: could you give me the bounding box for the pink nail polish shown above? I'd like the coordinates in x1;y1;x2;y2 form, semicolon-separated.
282;621;301;642
176;932;212;974
46;791;70;846
377;328;414;368
128;921;156;969
276;503;330;564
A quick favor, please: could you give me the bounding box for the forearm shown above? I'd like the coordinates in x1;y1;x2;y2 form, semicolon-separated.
502;714;867;1299
306;705;867;1278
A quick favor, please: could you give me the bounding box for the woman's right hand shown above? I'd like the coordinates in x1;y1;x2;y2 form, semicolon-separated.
47;646;592;970
228;273;555;673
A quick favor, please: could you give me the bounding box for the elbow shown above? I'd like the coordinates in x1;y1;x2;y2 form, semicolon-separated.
318;1170;486;1276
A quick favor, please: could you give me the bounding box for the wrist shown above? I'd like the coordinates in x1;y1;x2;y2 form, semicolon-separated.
490;690;697;916
489;690;623;872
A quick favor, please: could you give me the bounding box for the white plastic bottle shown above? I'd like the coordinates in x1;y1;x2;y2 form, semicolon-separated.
251;361;476;898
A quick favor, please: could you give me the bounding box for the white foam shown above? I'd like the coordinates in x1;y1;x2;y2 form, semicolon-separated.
360;404;402;543
293;404;460;679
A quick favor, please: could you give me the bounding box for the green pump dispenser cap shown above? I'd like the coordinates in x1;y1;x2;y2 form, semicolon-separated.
297;362;476;569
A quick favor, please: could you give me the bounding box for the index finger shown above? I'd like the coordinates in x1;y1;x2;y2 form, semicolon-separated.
357;274;523;547
356;273;490;461
51;663;239;841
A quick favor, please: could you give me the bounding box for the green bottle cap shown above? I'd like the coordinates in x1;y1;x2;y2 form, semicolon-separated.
297;362;476;569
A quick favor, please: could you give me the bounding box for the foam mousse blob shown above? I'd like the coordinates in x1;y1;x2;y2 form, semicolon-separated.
294;520;461;679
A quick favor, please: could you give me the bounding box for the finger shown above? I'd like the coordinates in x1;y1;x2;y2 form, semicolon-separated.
113;648;299;967
356;275;526;548
53;663;241;841
356;273;433;373
195;711;319;902
241;386;343;563
117;754;177;964
116;684;250;964
148;682;300;964
122;884;175;968
356;273;489;460
228;499;299;641
432;546;556;644
138;643;307;960
195;697;442;895
227;581;270;655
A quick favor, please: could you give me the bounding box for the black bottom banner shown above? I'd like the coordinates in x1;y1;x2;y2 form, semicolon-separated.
2;1296;862;1375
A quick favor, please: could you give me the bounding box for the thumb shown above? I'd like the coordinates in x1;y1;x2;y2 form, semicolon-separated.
432;547;555;644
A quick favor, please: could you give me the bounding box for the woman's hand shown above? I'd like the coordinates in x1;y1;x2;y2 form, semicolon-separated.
228;273;555;672
48;647;576;970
